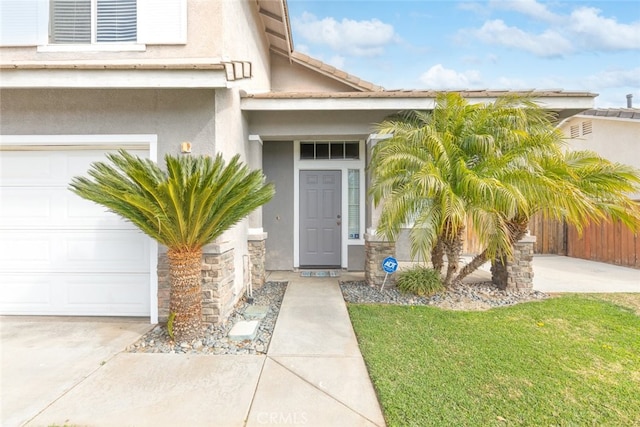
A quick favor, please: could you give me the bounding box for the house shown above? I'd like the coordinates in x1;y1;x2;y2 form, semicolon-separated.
0;0;597;324
529;105;640;268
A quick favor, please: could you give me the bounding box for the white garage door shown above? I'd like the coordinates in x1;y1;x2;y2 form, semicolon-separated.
0;148;151;316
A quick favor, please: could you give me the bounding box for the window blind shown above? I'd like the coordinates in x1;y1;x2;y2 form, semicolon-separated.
50;0;91;44
97;0;136;42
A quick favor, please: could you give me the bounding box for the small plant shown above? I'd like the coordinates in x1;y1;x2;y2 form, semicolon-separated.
167;312;176;340
396;266;444;296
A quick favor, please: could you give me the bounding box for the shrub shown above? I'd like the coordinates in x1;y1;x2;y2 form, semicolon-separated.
396;266;444;296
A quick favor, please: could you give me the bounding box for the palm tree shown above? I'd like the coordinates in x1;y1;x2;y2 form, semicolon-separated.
370;93;528;286
371;92;640;286
69;150;274;342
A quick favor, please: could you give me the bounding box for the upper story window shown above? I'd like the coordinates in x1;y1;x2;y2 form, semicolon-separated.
51;0;137;44
0;0;186;48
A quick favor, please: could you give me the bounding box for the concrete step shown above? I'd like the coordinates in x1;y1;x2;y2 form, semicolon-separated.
300;270;340;277
243;305;269;320
228;320;260;341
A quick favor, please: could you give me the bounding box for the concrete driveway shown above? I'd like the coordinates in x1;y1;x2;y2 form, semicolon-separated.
460;254;640;293
0;317;153;426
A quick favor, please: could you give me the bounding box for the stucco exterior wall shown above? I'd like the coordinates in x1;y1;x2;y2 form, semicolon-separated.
0;88;216;160
270;54;356;93
562;116;640;199
1;0;224;62
263;141;294;270
1;86;256;317
221;0;271;91
213;87;253;296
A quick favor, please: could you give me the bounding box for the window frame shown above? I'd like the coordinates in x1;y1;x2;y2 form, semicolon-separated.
45;0;141;48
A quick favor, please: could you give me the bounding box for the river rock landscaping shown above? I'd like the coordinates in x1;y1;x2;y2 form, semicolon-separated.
128;277;548;355
127;281;287;355
340;280;548;311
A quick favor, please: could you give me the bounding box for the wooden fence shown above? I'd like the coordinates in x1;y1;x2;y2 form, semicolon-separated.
462;214;639;269
566;219;639;268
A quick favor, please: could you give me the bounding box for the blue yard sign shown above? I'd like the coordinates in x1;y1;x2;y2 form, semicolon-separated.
382;256;398;273
380;256;398;291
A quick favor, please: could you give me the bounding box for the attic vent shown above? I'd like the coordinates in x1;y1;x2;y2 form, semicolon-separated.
570;125;580;139
582;121;592;135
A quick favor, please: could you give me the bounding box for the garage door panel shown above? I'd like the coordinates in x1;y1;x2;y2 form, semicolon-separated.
0;187;136;230
0;152;54;184
0;276;52;305
64;232;150;272
0;273;149;316
0;149;148;186
0;146;152;317
0;230;149;273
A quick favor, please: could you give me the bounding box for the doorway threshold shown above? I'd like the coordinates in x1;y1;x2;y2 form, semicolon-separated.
299;269;341;278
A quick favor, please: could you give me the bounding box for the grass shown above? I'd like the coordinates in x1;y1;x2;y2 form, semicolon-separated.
349;295;640;427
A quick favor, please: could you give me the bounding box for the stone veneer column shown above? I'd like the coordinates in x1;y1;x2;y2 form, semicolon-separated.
491;234;536;291
365;231;396;287
201;242;235;324
156;242;235;325
248;229;268;289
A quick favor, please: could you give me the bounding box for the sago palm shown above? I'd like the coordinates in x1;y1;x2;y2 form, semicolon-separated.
69;150;275;342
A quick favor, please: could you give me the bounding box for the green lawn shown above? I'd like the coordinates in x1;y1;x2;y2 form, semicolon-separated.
349;295;640;427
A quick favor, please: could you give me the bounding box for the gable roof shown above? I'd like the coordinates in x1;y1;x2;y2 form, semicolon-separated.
255;0;382;92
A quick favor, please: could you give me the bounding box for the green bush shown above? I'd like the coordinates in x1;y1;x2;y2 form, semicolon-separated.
396;266;444;296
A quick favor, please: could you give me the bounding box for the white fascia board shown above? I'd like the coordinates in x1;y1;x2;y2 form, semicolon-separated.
0;69;229;89
241;96;595;112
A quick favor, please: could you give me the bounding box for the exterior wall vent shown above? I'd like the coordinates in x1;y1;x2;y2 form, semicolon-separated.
581;121;592;136
570;124;580;139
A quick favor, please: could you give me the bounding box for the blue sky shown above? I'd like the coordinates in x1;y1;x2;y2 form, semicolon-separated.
286;0;640;107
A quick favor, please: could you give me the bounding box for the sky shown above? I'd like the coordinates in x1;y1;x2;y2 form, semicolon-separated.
286;0;640;108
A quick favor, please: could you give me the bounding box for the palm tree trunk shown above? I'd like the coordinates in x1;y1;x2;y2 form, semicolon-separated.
431;239;444;272
456;248;489;282
167;248;203;342
443;226;465;287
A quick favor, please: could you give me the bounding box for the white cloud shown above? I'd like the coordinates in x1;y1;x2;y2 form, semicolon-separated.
296;43;310;55
495;76;530;89
327;55;346;69
472;19;573;57
583;68;640;89
569;7;640;51
292;12;397;57
489;0;559;23
460;2;639;58
419;64;482;89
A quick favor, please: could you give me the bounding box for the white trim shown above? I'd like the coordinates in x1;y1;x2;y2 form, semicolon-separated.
293;140;366;269
249;135;263;146
0;134;159;324
0;69;229;89
241;96;595;112
37;44;146;53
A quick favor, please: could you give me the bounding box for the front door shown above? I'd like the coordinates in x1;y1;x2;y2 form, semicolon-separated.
299;170;341;267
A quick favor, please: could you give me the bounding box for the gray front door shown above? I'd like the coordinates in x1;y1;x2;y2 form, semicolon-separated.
300;170;341;267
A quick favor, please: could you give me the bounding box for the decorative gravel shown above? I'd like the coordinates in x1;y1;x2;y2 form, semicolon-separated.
340;280;548;311
127;278;547;356
127;281;287;355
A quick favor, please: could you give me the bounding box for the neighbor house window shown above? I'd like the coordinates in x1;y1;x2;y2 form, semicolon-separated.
348;169;360;239
50;0;137;44
299;141;360;160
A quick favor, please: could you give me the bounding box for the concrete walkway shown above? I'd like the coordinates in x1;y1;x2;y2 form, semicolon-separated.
2;273;385;427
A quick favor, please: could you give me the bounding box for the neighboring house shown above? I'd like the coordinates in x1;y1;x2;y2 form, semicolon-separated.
0;0;597;323
529;107;640;268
